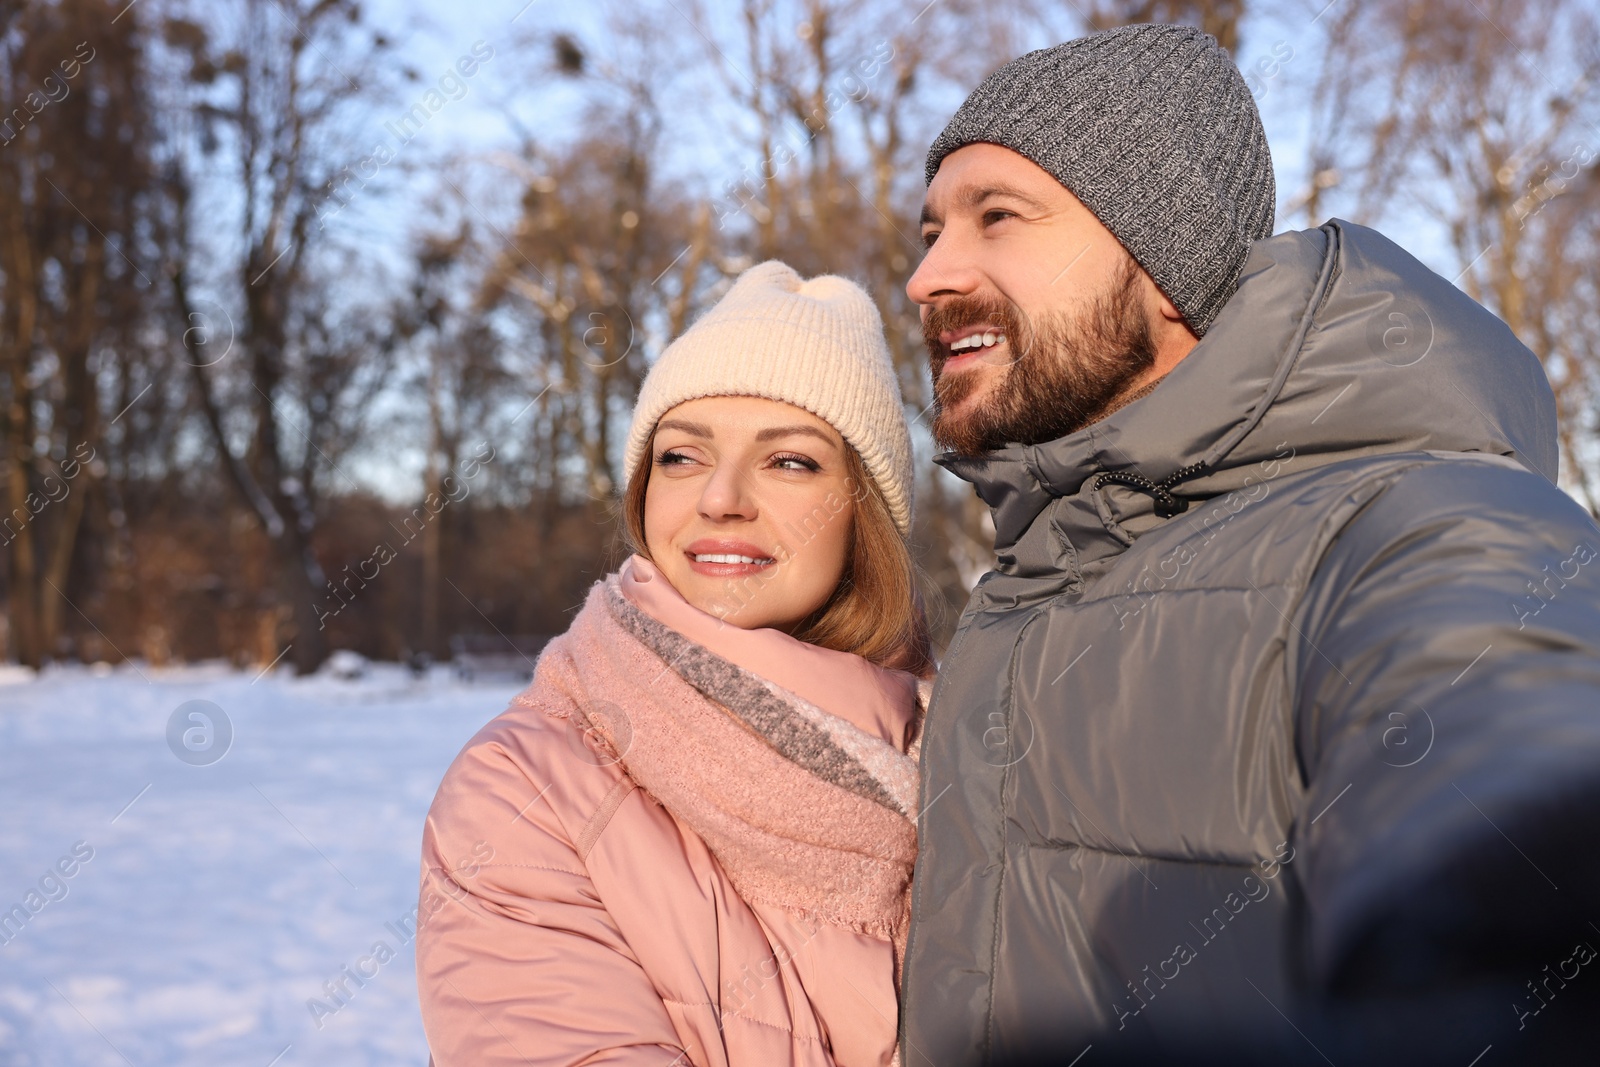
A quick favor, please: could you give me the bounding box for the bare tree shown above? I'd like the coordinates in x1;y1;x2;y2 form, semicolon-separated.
482;17;713;507
1302;0;1600;514
0;0;158;666
159;0;396;671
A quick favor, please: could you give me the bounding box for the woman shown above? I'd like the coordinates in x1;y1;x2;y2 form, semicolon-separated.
416;261;933;1067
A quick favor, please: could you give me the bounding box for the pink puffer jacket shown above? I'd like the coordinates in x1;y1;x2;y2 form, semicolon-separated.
417;559;925;1067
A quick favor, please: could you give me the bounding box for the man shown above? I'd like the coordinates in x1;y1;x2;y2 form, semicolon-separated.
902;23;1600;1067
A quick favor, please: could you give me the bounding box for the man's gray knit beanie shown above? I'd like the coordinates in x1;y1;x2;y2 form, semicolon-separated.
925;23;1275;336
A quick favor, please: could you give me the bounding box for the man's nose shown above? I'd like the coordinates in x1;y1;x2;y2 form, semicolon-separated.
907;233;982;307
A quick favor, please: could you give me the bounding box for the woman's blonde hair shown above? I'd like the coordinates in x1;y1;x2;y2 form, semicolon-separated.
622;428;933;676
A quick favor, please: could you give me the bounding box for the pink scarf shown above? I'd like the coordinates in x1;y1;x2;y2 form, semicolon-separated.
516;573;921;940
617;554;920;749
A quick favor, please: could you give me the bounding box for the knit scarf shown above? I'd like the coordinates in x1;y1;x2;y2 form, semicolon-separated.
514;577;920;943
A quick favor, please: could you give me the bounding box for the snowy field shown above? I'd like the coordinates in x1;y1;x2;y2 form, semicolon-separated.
0;660;523;1067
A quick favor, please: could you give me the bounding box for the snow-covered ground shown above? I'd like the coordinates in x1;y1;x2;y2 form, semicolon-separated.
0;660;523;1067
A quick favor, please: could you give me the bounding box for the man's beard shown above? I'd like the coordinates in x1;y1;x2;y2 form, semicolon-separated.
926;259;1158;454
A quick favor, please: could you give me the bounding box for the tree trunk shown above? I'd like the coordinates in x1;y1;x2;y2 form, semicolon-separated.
2;217;43;667
422;352;444;658
280;533;328;673
3;357;41;668
38;235;104;657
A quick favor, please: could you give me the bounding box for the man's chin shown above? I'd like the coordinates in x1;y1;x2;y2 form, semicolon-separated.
933;397;1003;454
931;360;1016;451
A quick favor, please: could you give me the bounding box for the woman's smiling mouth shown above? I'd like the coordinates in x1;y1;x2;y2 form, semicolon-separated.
684;539;778;577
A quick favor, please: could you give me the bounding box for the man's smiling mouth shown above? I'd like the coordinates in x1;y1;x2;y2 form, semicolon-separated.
948;330;1007;352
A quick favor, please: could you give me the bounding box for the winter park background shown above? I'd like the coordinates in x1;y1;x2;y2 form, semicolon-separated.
6;0;1600;1063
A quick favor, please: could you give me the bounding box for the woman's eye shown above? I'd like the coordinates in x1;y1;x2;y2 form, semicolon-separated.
921;230;939;249
655;449;694;467
772;453;821;472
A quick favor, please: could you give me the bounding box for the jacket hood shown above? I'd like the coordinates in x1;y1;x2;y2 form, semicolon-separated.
937;219;1560;575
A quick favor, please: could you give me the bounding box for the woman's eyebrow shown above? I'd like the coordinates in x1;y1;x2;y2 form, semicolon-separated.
754;424;836;444
656;418;715;437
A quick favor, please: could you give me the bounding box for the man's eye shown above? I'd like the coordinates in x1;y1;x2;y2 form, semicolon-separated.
921;230;940;249
982;209;1016;226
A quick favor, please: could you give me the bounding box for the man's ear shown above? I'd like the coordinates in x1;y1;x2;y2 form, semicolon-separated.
1146;277;1202;363
1154;287;1186;325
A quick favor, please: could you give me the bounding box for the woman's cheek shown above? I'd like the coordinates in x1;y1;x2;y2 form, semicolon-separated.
642;479;690;556
808;497;854;602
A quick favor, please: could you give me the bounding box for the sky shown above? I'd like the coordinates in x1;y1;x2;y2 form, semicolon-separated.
339;0;1369;266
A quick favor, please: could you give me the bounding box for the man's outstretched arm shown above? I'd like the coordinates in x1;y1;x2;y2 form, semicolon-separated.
1292;456;1600;1040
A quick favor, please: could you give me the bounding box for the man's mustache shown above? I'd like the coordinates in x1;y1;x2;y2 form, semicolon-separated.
923;296;1029;377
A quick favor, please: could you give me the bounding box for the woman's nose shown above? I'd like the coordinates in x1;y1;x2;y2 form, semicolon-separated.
697;462;758;521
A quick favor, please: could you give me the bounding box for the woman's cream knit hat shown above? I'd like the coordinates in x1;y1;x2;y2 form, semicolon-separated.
624;261;914;536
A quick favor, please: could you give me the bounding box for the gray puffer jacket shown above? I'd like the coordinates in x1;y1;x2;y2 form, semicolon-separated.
901;221;1600;1065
